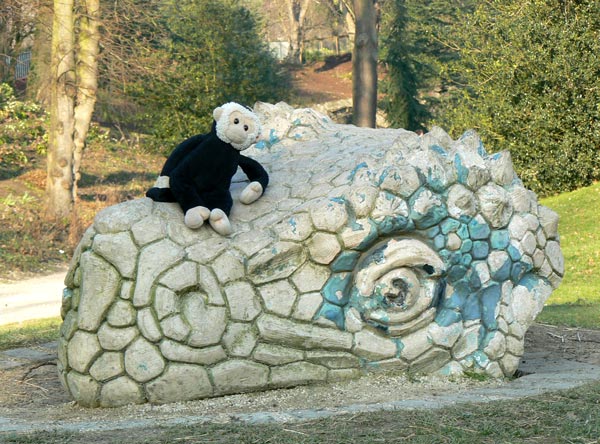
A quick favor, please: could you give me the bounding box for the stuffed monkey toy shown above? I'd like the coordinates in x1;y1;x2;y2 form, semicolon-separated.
146;102;269;235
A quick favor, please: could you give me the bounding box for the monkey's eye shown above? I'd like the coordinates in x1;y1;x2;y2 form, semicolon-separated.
244;125;249;131
234;118;239;124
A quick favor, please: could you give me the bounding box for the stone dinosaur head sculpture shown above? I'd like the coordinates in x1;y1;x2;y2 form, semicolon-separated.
58;102;563;407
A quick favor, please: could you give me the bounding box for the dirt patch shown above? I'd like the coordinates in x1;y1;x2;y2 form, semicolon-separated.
523;323;600;365
0;323;599;432
290;56;353;105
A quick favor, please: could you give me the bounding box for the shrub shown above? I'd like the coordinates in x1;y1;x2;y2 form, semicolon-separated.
131;0;290;152
434;0;600;195
0;83;48;179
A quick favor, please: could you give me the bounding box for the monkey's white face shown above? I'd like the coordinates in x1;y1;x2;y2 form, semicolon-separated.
214;103;261;151
226;110;259;147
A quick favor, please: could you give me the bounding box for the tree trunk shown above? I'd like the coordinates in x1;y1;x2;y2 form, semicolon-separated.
352;0;378;128
29;0;53;106
46;0;99;221
46;0;76;219
72;0;100;203
287;0;310;64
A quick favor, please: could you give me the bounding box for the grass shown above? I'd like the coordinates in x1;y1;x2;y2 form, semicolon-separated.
0;317;62;351
2;380;600;443
537;181;600;327
537;302;600;329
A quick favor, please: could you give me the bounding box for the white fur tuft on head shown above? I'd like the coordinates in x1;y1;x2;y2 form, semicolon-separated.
214;102;261;151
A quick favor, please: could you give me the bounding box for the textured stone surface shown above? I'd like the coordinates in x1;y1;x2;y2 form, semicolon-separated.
160;340;226;365
92;232;138;279
100;376;144;407
89;352;123;381
222;323;258;357
78;252;120;332
97;324;138;351
66;371;100;407
258;280;296;316
124;338;165;383
257;314;353;351
133;240;184;307
353;330;397;361
224;282;262;321
107;300;136;327
146;364;211;403
137;308;162;342
67;331;101;374
59;103;562;407
211;360;269;395
253;343;303;365
270;361;328;388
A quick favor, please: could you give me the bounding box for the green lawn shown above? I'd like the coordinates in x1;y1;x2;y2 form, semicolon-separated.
0;317;61;351
537;181;600;327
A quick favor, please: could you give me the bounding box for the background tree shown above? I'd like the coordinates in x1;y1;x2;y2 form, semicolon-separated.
352;0;378;127
128;0;289;150
46;0;99;219
379;0;423;130
286;0;311;63
27;0;53;106
379;0;476;130
0;0;37;88
435;0;600;195
93;0;166;131
329;0;356;38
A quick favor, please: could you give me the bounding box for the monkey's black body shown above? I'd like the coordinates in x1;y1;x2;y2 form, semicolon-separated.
146;123;268;216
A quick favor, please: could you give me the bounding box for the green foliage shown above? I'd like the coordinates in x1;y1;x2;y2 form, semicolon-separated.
433;0;600;196
379;0;426;130
381;0;600;195
130;0;290;151
379;0;476;131
0;83;48;178
304;48;339;64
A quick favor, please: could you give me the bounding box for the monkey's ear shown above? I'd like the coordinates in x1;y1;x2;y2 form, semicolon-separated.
213;106;223;122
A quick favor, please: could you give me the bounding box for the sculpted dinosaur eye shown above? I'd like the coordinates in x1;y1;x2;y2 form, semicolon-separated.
244;125;249;131
353;238;445;336
377;268;420;309
234;118;240;124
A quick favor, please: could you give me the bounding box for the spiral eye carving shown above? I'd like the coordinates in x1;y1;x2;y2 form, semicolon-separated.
378;269;419;309
353;238;445;336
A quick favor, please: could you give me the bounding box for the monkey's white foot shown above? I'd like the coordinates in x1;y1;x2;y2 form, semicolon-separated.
155;175;170;189
239;181;263;205
184;206;210;229
209;209;232;236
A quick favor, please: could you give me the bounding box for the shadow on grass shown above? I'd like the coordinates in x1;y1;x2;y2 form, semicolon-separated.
0;165;28;181
315;53;352;72
538;302;600;329
78;171;157;188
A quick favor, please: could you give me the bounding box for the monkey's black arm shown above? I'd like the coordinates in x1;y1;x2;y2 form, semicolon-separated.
239;154;269;191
